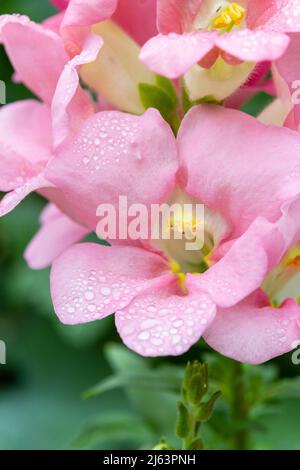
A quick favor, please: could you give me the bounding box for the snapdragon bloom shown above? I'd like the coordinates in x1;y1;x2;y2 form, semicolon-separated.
7;104;298;362
0;14;101;262
48;0;158;114
140;1;300;101
1;6;300;364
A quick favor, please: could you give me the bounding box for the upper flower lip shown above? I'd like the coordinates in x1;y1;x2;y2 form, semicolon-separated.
139;0;297;78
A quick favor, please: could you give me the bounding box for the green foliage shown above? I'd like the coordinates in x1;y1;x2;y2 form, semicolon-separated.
70;413;154;450
139;75;180;133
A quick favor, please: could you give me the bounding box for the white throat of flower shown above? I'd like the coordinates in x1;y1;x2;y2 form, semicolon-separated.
262;244;300;306
151;190;229;288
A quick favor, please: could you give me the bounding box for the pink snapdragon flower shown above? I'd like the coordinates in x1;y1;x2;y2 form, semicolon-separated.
5;103;298;361
271;34;300;130
48;0;159;113
140;0;296;79
50;0;157;50
204;196;300;363
0;14;101;263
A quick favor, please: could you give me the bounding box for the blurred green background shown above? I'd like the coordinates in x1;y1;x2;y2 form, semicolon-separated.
1;0;300;451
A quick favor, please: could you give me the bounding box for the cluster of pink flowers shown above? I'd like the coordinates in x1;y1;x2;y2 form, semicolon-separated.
1;0;300;364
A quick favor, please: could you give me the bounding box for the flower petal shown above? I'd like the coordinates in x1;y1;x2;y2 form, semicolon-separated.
50;243;171;324
263;0;300;33
140;32;215;78
46;108;178;230
215;29;289;62
204;291;300;364
60;0;118;54
51;33;102;148
0;175;54;217
0;100;52;191
178;105;300;237
157;0;203;34
25;205;89;269
51;0;69;9
113;0;157;45
187;196;300;307
116;283;216;356
274;33;300;108
246;0;278;29
0;15;68;103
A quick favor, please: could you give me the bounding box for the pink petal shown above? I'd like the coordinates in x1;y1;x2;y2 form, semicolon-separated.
178;105;300;238
51;34;102;148
274;33;300;104
246;0;278;29
39;203;63;224
60;0;118;54
43;12;64;35
0;100;53;191
116;283;216;356
113;0;158;45
51;0;69;9
204;291;300;364
215;29;289;62
0;175;54;217
45;108;178;230
140;32;215;78
25;205;89;269
264;0;300;33
50;243;171;324
157;0;203;34
187;196;300;307
0;15;68;103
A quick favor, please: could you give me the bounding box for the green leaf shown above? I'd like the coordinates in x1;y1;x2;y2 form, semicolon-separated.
176;401;190;439
197;391;222;422
84;367;183;399
56;317;113;348
138;76;179;133
139;83;175;117
105;343;147;373
155;75;178;106
98;344;182;442
70;413;154;450
272;376;300;399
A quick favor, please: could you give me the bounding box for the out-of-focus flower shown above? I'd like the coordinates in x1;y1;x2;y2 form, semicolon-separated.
140;1;298;101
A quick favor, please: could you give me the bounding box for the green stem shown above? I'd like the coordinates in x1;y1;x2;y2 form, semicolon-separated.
183;404;200;449
230;360;249;450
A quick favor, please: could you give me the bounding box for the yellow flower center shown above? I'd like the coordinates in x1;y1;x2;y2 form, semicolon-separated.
284;246;300;269
170;259;187;291
212;2;246;30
